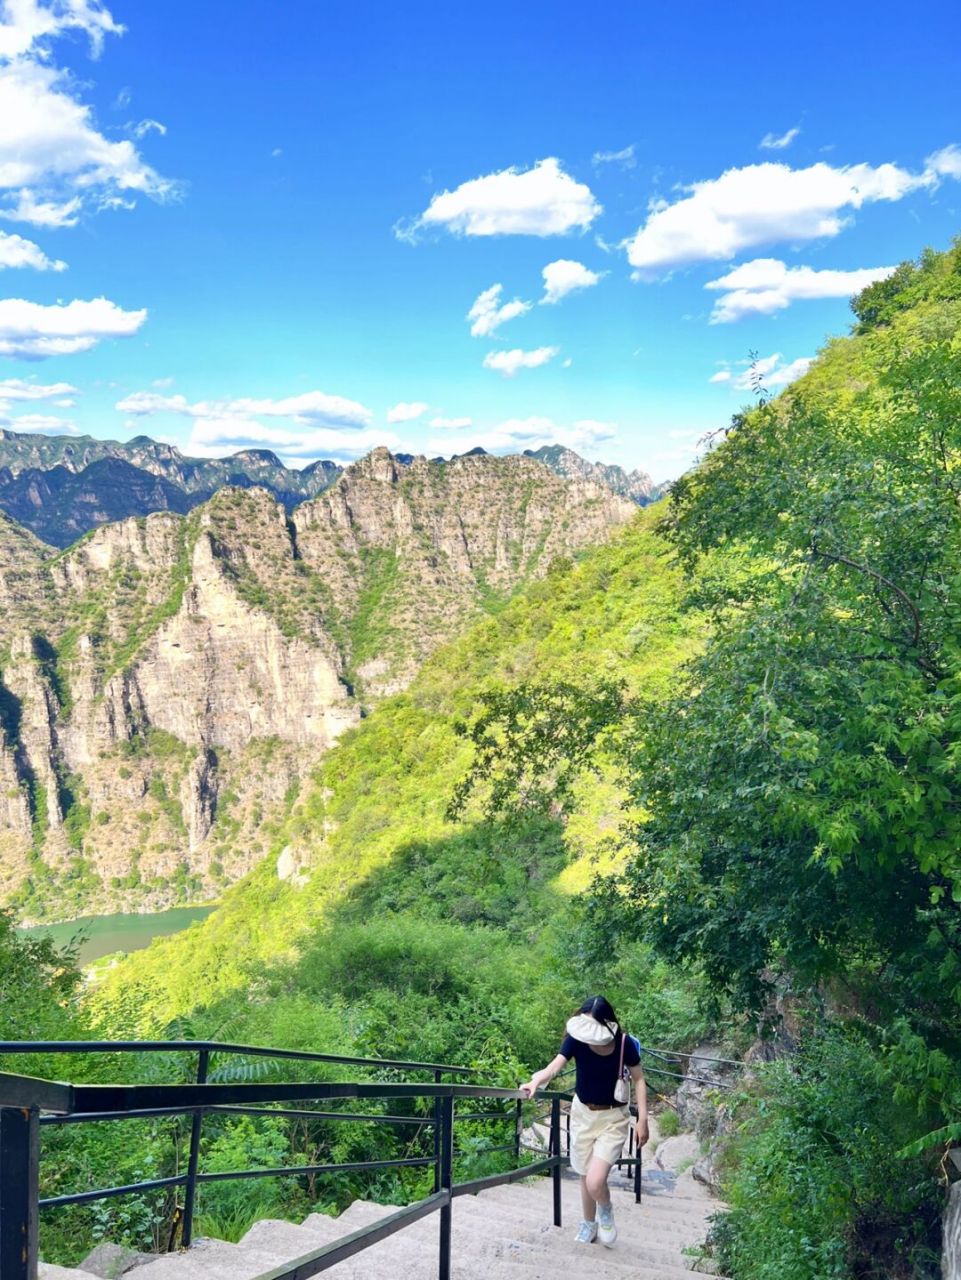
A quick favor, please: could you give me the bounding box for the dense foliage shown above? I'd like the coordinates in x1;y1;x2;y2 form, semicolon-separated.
448;238;961;1278
711;1028;942;1280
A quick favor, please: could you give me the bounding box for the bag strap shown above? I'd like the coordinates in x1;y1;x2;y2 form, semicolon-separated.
618;1030;627;1077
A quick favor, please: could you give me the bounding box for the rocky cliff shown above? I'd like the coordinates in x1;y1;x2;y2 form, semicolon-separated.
0;449;636;920
523;444;656;505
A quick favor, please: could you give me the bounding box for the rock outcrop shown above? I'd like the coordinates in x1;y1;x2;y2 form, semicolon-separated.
0;449;638;919
524;444;656;505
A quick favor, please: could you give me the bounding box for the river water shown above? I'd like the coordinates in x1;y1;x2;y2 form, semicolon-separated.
19;905;216;965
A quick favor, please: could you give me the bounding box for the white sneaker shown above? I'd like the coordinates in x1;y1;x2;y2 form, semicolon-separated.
574;1219;597;1244
597;1203;617;1247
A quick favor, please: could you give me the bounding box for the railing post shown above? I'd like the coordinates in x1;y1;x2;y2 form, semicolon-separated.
513;1096;522;1164
432;1070;442;1194
180;1047;209;1248
438;1093;453;1280
0;1105;40;1280
634;1135;642;1204
549;1096;562;1229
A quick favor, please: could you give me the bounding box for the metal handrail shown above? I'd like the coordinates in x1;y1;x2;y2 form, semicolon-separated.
641;1045;746;1069
0;1063;573;1280
0;1039;486;1078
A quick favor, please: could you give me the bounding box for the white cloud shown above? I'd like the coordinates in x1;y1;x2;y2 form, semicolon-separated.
0;6;176;228
131;118;166;139
386;400;429;423
759;126;801;151
151;375;174;388
467;283;531;336
427;415;617;457
0;228;65;269
118;388;373;430
650;436;704;470
400;158;601;240
927;144;961;178
430;415;472;430
708;369;731;383
0;376;75;400
540;258;603;304
0;0;122;59
727;352;813;391
185;419;395;462
0;295;146;357
705;256;897;322
0;374;77;431
114;385;381;463
115;390;190;415
624;156;952;273
592;144;636;169
482;346;559;377
0;410;75;433
1;190;81;227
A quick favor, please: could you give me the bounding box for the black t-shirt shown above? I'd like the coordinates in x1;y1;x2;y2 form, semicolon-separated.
559;1032;641;1106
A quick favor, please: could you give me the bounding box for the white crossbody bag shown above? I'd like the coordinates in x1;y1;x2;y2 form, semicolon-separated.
613;1032;630;1104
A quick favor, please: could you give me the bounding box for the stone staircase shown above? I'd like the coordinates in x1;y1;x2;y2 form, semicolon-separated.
39;1164;724;1280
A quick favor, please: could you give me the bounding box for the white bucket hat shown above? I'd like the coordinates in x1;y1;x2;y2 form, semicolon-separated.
566;1013;618;1046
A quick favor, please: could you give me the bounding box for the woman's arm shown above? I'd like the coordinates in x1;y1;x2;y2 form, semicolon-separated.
629;1063;649;1145
519;1053;568;1097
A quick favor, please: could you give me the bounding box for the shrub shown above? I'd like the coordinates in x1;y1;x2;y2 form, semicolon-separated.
710;1028;942;1280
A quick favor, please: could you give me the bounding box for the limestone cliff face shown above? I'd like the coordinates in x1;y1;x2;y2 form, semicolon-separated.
294;449;637;695
524;445;656;506
0;449;637;920
97;531;354;755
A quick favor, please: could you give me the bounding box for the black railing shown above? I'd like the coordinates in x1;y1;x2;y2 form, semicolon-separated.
0;1042;575;1280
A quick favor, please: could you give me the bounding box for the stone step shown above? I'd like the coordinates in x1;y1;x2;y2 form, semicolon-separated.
475;1180;717;1224
453;1197;708;1249
37;1129;725;1280
294;1201;716;1280
240;1216;341;1256
115;1237;280;1280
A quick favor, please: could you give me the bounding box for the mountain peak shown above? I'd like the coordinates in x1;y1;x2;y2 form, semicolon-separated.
523;445;654;505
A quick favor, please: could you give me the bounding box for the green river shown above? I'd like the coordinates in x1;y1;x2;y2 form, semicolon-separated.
20;905;215;965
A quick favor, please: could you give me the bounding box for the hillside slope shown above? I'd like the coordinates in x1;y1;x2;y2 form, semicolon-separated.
92;506;702;1043
0;449;634;918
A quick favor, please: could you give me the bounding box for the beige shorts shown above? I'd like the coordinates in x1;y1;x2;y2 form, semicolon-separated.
569;1094;631;1175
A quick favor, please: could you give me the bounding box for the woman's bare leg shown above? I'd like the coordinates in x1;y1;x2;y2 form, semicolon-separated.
579;1173;597;1221
585;1156;613;1209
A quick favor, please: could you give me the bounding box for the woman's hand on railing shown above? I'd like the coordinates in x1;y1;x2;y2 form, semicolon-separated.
517;1079;538;1098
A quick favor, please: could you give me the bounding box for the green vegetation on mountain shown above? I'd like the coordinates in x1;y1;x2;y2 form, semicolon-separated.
92;507;706;1052
1;450;630;921
9;239;961;1277
446;238;961;1278
24;509;709;1264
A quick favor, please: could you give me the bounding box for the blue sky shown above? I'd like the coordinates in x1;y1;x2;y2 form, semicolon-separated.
0;0;959;480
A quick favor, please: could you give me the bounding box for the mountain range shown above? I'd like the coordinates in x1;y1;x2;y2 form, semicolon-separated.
0;427;662;547
0;446;638;920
